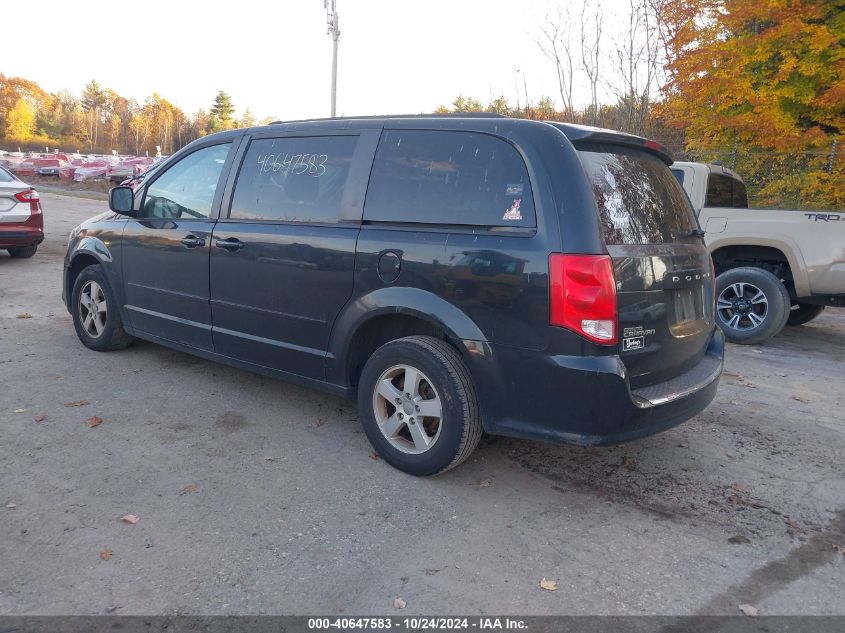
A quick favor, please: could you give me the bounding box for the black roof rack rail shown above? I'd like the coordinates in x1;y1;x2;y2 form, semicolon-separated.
270;112;508;125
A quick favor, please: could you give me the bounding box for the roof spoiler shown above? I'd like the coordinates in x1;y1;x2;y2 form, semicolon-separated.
548;123;674;165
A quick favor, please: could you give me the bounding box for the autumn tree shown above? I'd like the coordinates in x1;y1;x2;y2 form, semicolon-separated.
0;75;50;138
6;99;35;138
452;95;483;112
487;96;511;115
81;80;107;149
238;107;256;128
658;0;845;207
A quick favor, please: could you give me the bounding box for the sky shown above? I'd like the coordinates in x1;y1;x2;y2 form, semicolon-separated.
2;0;630;121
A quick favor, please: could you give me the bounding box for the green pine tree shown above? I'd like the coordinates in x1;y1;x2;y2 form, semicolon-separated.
210;91;235;129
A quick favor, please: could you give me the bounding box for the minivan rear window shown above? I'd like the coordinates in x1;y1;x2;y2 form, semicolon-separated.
364;130;535;228
577;143;698;245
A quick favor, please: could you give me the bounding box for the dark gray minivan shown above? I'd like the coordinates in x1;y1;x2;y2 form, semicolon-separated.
63;115;723;476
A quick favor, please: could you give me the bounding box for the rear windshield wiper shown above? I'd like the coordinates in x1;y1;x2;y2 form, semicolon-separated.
683;228;706;237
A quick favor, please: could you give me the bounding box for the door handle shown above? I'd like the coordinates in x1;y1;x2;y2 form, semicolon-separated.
215;238;245;251
180;235;205;248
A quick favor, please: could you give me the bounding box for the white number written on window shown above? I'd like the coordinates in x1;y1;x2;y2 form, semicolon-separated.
257;153;328;177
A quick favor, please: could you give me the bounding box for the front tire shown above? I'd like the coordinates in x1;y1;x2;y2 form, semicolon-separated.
715;267;790;344
357;335;482;476
71;265;134;351
8;245;37;258
787;303;825;326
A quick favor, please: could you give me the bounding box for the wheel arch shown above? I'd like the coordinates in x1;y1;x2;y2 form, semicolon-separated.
709;237;809;298
327;287;487;391
65;237;115;310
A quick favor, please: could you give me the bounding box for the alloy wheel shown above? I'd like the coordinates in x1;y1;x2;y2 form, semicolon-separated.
78;280;107;338
372;364;443;454
717;282;768;331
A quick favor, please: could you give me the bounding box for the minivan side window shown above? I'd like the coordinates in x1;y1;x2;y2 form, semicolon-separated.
364;130;536;228
228;136;358;223
141;143;230;219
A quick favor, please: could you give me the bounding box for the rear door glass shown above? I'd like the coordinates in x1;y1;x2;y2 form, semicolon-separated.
364;130;535;228
705;173;749;208
576;143;697;244
229;135;358;223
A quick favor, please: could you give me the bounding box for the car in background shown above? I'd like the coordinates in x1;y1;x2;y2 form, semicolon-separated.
672;161;844;343
36;158;67;177
108;156;155;182
15;158;39;178
59;158;88;181
0;165;43;258
73;159;114;182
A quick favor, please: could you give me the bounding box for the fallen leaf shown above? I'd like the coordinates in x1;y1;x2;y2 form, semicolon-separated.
622;456;636;471
100;548;113;561
393;597;406;609
6;503;17;509
791;395;811;404
16;313;32;319
738;604;759;617
51;375;64;381
368;451;380;461
479;478;492;487
179;484;198;496
34;415;47;422
729;483;747;494
86;416;103;428
785;518;802;530
14;408;25;413
728;535;750;544
64;400;90;408
120;514;139;524
539;578;559;591
677;442;688;448
424;568;441;576
727;494;746;506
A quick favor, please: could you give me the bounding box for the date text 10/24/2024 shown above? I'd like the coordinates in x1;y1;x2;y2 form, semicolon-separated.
307;617;529;630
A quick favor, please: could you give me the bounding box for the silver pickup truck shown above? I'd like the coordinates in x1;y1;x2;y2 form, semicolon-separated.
672;161;844;344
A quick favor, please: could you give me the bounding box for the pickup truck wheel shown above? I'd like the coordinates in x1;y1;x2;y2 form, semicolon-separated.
357;335;482;477
715;267;790;344
787;303;825;327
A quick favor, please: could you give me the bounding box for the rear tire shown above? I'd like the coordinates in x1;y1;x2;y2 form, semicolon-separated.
715;267;790;345
8;245;37;258
71;265;134;351
787;303;825;327
357;335;482;476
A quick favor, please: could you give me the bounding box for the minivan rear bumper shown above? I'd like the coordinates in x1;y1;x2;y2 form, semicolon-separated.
471;328;724;446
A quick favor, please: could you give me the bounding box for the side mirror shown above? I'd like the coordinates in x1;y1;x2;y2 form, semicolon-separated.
109;186;134;215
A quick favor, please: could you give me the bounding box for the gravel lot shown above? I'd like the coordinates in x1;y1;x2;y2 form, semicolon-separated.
1;192;844;616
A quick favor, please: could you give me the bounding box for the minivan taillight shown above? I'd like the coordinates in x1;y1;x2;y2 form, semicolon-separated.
14;188;41;213
549;254;618;344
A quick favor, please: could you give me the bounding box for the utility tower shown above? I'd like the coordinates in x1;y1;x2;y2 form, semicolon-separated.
326;0;340;117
